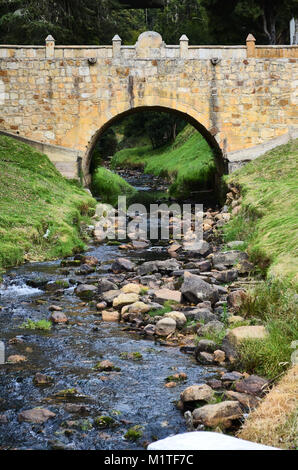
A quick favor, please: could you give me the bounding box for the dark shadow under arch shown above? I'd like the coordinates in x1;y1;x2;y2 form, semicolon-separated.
85;106;228;177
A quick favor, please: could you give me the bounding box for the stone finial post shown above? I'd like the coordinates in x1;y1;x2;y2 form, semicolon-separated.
112;35;122;58
180;34;189;58
246;33;256;58
45;35;55;58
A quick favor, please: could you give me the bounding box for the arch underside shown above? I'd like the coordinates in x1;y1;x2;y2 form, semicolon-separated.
84;106;227;179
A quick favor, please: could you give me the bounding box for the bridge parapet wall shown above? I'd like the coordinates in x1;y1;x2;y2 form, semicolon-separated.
0;32;297;180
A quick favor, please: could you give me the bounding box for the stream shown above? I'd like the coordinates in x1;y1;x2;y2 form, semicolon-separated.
0;170;219;450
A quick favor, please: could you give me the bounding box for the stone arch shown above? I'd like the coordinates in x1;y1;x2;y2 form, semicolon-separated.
84;105;227;183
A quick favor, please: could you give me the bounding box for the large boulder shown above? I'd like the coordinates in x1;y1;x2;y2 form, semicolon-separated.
164;311;187;328
98;278;118;293
111;258;135;273
155;318;176;336
102;289;122;304
235;375;268;396
197;320;224;336
184;308;217;323
101;310;120;322
50;311;68;324
113;293;139;308
18;408;56;424
227;289;247;309
152;288;181;304
192;401;242;428
121;301;150;315
181;272;219;304
121;283;145;294
75;284;97;299
181;384;213;403
212;251;248;269
226;326;268;346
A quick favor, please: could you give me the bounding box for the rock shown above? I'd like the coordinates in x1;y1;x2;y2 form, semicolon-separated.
225;391;260;409
64;404;90;415
212;251;248;269
96;301;107;311
98;279;118;293
121;283;144;294
7;355;27;363
181;271;219;304
50;311;68;323
137;261;159;276
212;270;238;283
33;373;54;386
144;324;156;336
147;431;279;450
95;360;115;371
75;284;97;299
101;310;120;322
49;305;62;312
213;350;225;363
226;326;268;346
206;379;222;389
111;258;135;273
0;341;4;364
81;255;99;266
237;259;254;274
79;264;95;275
195;339;217;354
185;308;217;323
122;301;150;315
155;318;176;336
221;371;243;382
226;241;245;249
132;240;149;250
164;311;187;328
113;293;139;308
235;375;268;396
227;315;245;324
168;243;181;253
18;408;56;424
157;259;181;272
196;352;215;364
196;260;212;272
102;289;122;304
181;384;213;403
45;279;70;292
197;320;224;336
227;289;247;308
0;414;8;424
152;288;181;303
192;401;242;428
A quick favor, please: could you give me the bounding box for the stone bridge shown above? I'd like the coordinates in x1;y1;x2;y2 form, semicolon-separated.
0;31;297;184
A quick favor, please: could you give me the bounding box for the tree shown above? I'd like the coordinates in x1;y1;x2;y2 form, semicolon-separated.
202;0;298;45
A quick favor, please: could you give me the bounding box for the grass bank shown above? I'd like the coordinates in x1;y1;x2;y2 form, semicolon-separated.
221;139;298;447
92;167;137;206
111;125;216;199
238;365;298;450
223;139;298;283
222;139;298;379
0;135;96;269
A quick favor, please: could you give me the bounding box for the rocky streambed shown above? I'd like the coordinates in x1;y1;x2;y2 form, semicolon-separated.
0;172;269;450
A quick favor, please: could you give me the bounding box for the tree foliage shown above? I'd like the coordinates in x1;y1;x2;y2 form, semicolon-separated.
0;0;296;45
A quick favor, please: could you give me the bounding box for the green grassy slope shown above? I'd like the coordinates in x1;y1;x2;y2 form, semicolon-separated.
222;139;298;379
223;139;298;283
92;167;137;206
111;125;216;198
0;135;96;269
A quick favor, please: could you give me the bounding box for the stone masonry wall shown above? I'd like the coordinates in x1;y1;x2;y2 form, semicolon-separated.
0;32;297;180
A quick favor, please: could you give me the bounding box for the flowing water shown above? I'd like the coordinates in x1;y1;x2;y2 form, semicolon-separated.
0;171;218;450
